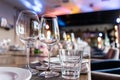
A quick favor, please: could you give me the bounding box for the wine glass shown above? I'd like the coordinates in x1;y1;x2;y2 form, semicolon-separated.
39;14;60;78
16;10;40;75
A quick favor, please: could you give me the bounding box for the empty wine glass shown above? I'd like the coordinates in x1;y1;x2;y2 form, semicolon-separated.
39;14;60;78
16;10;40;75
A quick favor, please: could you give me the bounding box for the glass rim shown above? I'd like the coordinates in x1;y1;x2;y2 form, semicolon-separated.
41;14;57;19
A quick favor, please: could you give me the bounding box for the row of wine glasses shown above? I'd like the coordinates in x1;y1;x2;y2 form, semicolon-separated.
16;10;60;78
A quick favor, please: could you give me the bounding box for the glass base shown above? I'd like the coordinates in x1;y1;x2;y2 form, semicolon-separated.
27;68;39;75
26;65;39;75
39;71;59;78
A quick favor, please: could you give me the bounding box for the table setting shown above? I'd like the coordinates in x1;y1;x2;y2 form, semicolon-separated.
0;9;91;80
31;56;89;74
0;53;90;80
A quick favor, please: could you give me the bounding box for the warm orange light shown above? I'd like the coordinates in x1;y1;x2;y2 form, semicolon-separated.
71;6;80;14
115;32;118;37
47;30;51;39
67;34;71;41
97;37;102;42
114;25;118;31
97;37;102;49
45;24;49;29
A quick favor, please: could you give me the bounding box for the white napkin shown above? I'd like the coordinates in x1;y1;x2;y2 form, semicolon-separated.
35;62;89;74
44;57;89;64
36;57;89;74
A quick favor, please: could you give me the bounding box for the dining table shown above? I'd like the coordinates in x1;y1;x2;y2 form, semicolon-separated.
0;50;91;80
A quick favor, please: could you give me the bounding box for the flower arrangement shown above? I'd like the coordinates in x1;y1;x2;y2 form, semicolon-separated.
34;48;43;55
34;41;49;56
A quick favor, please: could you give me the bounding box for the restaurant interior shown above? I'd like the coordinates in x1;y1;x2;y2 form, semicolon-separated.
0;0;120;80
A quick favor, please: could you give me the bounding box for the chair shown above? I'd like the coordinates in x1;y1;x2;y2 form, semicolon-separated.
91;71;120;80
91;60;120;71
91;48;117;60
91;60;120;80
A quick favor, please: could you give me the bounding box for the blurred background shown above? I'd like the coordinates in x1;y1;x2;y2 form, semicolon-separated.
0;0;120;50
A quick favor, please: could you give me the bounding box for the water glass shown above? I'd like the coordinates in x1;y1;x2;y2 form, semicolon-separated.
59;49;83;79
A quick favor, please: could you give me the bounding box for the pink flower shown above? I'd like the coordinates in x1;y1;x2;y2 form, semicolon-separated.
36;41;49;56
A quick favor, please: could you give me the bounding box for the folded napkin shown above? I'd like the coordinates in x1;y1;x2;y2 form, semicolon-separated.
44;57;89;64
35;62;89;74
31;57;89;74
30;57;89;74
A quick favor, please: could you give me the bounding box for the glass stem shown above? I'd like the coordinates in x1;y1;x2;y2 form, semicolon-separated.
26;44;31;70
47;45;52;71
25;41;34;71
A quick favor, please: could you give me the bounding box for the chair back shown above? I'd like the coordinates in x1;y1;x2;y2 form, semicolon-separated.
105;48;116;59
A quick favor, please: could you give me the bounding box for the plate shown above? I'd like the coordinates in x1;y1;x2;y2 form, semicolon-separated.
0;67;32;80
